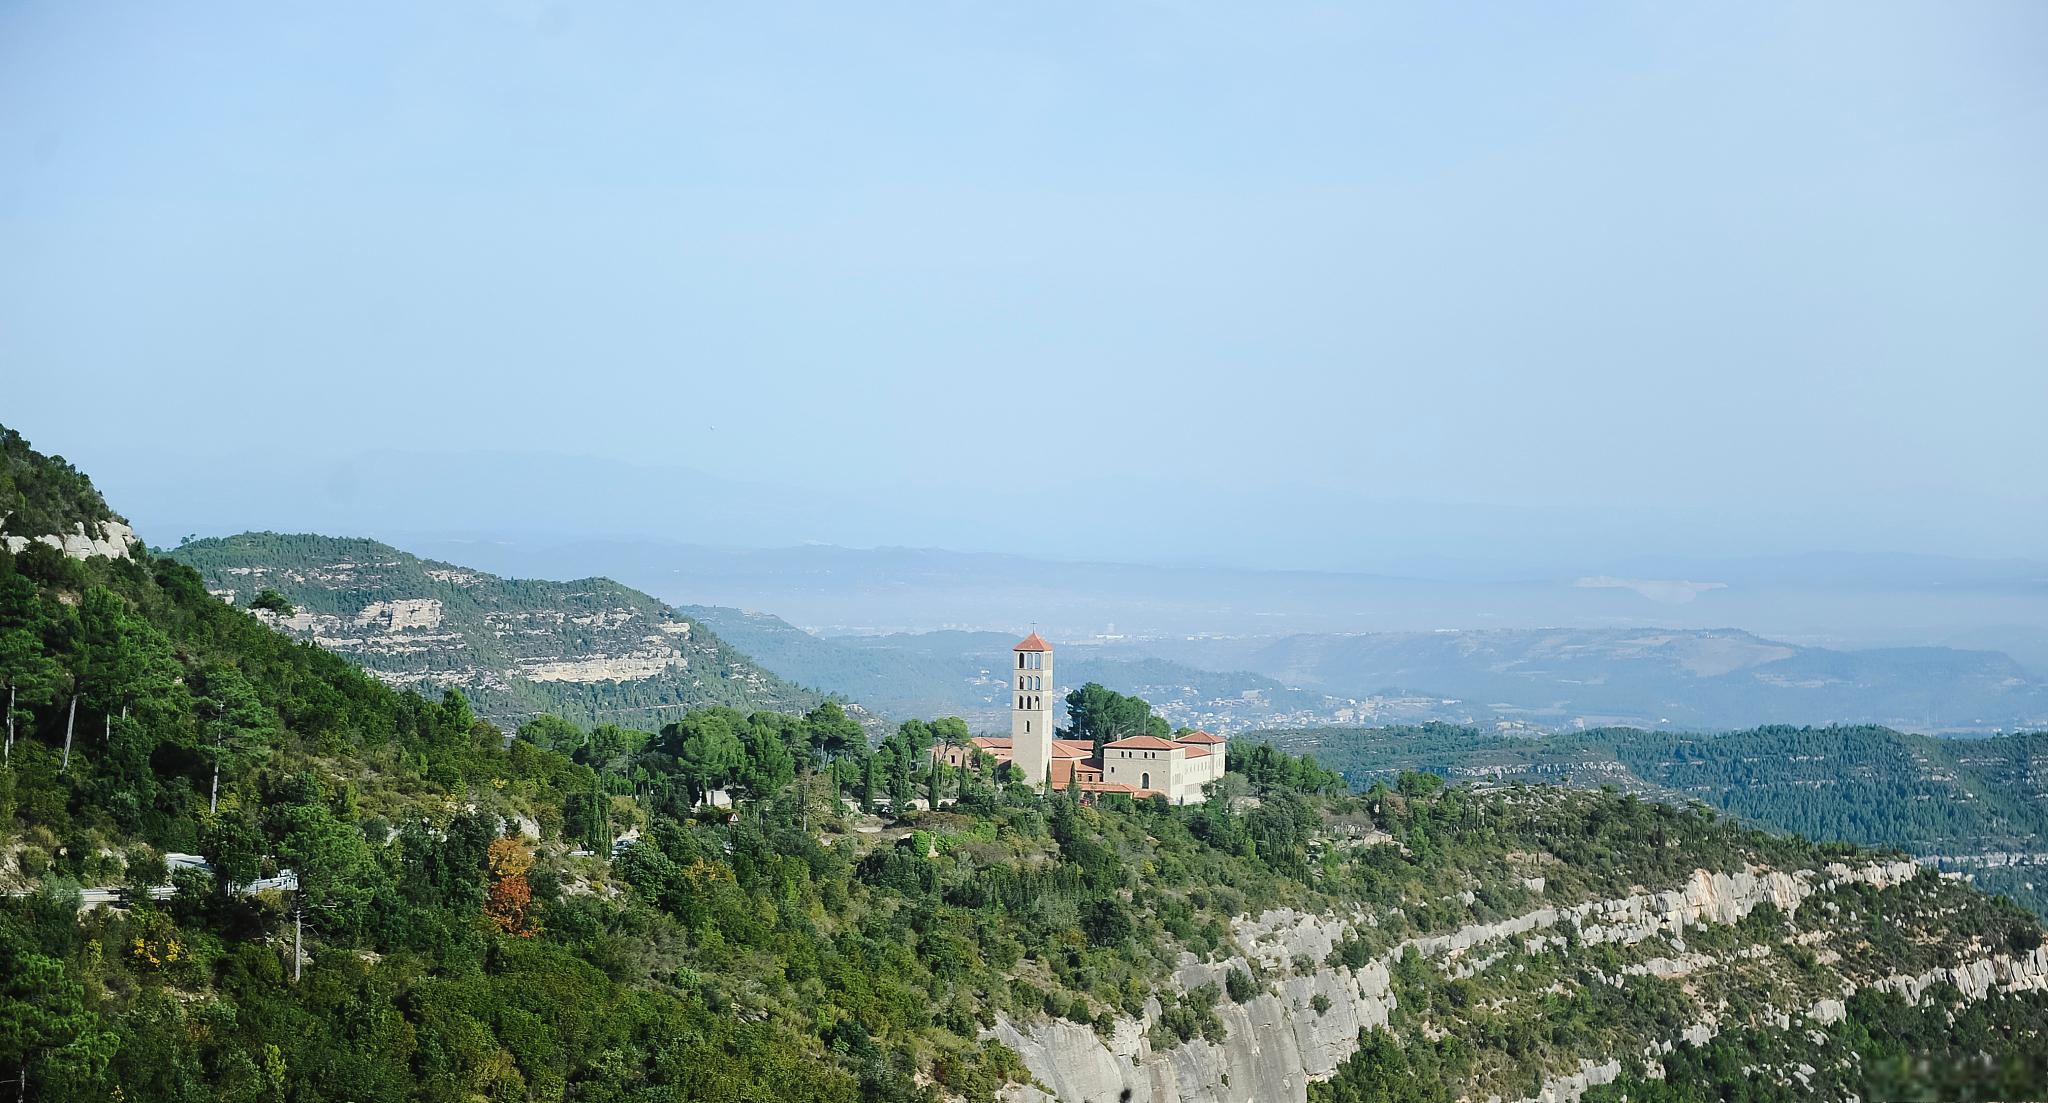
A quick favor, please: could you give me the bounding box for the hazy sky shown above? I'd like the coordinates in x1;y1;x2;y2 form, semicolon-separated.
4;2;2045;569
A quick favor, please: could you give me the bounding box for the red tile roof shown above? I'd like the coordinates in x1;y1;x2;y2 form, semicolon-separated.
1013;632;1053;652
1104;735;1178;751
1051;739;1094;759
972;736;1012;752
1181;745;1214;758
1175;730;1225;745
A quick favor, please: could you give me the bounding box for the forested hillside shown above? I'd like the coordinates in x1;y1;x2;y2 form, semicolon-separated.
171;533;830;729
3;429;2046;1102
1;428;119;539
1268;723;2048;917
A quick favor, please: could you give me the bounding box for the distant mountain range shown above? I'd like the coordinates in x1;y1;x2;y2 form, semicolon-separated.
390;537;2048;677
680;607;1431;733
170;533;831;729
1096;626;2048;734
682;606;2048;735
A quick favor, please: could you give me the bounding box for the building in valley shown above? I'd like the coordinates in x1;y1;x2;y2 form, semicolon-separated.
939;632;1227;804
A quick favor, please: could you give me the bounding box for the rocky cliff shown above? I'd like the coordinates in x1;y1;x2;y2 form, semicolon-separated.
993;858;2032;1103
0;515;140;560
168;532;834;727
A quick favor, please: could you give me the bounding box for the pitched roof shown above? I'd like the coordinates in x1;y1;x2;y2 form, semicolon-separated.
1013;632;1052;652
1051;739;1094;759
1181;745;1214;758
1175;730;1225;745
1104;735;1178;751
971;736;1012;752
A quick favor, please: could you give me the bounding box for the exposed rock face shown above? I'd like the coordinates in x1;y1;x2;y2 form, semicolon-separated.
1;517;139;560
1872;945;2048;1003
171;533;829;727
996;911;1391;1103
994;860;1934;1103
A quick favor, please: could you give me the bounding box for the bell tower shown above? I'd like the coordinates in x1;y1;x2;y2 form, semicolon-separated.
1011;630;1054;789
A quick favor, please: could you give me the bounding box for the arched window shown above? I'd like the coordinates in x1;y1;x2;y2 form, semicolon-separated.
1019;654;1026;669
1141;771;1150;790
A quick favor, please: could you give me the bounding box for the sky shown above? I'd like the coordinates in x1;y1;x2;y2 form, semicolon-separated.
3;1;2045;572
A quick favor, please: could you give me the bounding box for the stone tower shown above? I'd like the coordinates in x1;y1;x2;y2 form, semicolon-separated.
1011;631;1054;789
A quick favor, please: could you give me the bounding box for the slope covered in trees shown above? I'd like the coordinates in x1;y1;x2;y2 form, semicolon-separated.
1267;723;2048;916
170;532;832;729
0;427;122;543
2;428;2045;1102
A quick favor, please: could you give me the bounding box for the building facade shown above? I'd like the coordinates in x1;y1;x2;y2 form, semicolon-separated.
1010;631;1054;789
938;631;1226;803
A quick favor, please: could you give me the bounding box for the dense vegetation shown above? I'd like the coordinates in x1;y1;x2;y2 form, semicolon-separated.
1268;722;2048;916
169;532;829;729
4;430;2046;1102
0;428;119;540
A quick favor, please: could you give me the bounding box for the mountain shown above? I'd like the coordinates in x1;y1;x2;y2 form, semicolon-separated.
660;610;2048;735
681;608;1442;732
394;536;2048;676
1262;722;2048;917
168;532;830;728
1;426;142;560
2;424;2045;1102
1105;626;2048;733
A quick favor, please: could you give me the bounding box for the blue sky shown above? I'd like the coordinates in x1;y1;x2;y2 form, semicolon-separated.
3;2;2044;569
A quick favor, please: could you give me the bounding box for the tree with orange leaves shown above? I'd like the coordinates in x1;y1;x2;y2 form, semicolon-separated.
484;835;536;936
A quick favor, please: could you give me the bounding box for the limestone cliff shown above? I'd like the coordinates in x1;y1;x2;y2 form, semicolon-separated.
168;532;833;727
0;515;140;560
992;859;2017;1103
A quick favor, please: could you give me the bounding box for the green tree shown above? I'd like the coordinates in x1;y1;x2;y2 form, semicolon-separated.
738;717;796;799
0;929;116;1097
804;701;863;763
0;561;62;765
517;713;583;756
1062;682;1168;761
248;589;295;616
662;713;746;806
201;805;266;894
198;665;277;815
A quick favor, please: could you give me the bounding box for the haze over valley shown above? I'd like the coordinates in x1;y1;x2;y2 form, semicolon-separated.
6;2;2047;1100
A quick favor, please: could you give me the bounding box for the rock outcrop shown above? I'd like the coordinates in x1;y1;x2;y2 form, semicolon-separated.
994;860;1934;1103
995;911;1392;1103
1;516;139;560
